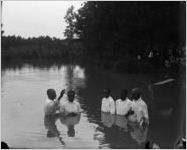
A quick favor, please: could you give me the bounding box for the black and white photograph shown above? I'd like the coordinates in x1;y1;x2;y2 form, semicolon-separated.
1;1;186;149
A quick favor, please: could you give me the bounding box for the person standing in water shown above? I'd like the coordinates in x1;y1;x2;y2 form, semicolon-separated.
60;90;81;116
44;89;65;116
116;89;132;116
101;88;115;114
44;89;66;145
127;88;149;126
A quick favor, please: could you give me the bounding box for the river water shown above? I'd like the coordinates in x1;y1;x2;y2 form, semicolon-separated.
1;61;186;148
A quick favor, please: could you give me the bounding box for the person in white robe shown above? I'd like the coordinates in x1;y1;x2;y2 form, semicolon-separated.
101;88;115;114
116;89;132;116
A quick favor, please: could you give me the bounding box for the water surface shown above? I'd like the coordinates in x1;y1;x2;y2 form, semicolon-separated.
1;61;186;148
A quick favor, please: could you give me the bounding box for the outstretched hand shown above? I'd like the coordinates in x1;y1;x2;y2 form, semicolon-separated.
57;89;65;101
60;89;65;96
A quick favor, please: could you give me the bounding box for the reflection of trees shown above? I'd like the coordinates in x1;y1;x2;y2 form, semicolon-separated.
65;65;74;91
65;65;86;94
1;60;65;71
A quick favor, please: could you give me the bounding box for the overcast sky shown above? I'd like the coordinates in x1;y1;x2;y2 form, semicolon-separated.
2;1;84;39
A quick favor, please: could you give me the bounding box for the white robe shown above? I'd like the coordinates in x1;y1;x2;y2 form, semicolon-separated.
101;96;115;114
129;98;149;123
115;98;132;115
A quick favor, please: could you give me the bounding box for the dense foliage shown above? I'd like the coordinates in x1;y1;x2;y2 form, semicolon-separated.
1;36;84;60
64;1;186;72
1;2;185;73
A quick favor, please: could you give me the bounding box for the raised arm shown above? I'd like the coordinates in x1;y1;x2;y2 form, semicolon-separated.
57;89;65;101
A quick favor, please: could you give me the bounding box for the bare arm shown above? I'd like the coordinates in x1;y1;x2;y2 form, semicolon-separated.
57;89;65;101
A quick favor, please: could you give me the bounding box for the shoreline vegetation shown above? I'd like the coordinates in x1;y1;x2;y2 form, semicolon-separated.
1;1;186;74
1;35;185;74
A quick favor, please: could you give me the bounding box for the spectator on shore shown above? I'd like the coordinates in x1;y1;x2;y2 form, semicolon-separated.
148;50;153;58
101;88;115;114
44;89;65;116
127;88;149;126
137;54;141;60
116;89;132;116
60;90;81;116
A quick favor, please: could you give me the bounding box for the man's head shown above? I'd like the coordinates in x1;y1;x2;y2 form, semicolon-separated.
131;88;142;101
121;89;128;101
67;90;75;102
47;89;56;100
103;88;111;98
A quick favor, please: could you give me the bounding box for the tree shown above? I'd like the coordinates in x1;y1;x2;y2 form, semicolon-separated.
1;1;4;36
64;1;186;68
64;6;77;40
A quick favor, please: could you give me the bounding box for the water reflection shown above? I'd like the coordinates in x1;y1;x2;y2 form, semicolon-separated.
128;122;148;145
44;115;65;145
2;63;86;95
44;115;59;137
44;114;81;145
2;61;185;148
101;112;115;128
59;114;81;137
100;112;148;148
65;65;86;94
115;115;128;132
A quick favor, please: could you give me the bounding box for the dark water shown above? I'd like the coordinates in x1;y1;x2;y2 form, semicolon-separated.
1;61;186;148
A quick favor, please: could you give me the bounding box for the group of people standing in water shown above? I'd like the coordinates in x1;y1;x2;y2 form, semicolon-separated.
43;87;185;149
101;88;149;127
44;87;149;138
44;89;81;144
44;89;81;117
44;87;149;128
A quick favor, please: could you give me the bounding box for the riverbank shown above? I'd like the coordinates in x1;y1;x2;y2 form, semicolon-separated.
1;36;185;74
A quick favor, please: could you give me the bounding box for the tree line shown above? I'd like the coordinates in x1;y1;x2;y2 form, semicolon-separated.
1;35;84;60
64;1;186;72
1;2;185;73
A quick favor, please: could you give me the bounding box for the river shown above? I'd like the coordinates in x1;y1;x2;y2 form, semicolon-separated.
1;60;186;148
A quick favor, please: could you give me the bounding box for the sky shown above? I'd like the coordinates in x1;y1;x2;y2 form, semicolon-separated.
2;1;84;39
